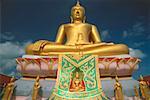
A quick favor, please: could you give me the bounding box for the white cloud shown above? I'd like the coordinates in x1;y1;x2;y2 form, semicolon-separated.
122;18;146;38
101;30;111;40
1;32;15;41
0;41;32;74
133;42;145;47
132;22;145;36
129;48;146;58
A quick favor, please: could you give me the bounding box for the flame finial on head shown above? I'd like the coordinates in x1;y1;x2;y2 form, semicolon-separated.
71;0;85;13
76;0;80;6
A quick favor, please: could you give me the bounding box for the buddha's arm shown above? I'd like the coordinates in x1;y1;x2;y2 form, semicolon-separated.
91;25;102;43
55;25;65;44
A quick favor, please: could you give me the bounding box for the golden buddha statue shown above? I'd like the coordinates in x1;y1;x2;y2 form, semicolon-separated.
32;76;41;100
139;75;150;99
134;86;140;98
0;83;6;98
26;1;129;56
2;77;15;100
69;72;85;92
114;76;124;100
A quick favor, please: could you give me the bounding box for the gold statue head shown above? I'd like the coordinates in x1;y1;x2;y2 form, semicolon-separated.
10;76;15;82
115;75;119;82
71;1;85;23
36;75;40;82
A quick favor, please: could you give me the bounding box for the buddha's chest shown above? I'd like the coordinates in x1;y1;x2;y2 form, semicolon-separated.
64;24;92;35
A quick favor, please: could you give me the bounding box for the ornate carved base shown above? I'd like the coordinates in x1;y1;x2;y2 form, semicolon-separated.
16;54;140;78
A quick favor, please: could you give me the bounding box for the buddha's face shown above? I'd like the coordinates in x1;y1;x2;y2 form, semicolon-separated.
71;8;85;21
75;72;79;78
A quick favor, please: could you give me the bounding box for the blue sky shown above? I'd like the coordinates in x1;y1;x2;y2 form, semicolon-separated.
0;0;150;79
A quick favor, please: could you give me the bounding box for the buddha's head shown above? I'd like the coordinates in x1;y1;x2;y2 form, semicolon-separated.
75;72;79;78
71;1;85;23
10;77;15;82
36;75;40;82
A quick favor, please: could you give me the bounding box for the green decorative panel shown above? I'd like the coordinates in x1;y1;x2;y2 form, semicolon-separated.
50;54;107;100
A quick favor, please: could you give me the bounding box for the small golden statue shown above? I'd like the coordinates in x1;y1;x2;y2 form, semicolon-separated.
139;75;150;99
114;76;124;100
2;77;15;100
32;76;41;100
26;1;129;56
69;72;85;92
0;83;6;98
134;86;140;99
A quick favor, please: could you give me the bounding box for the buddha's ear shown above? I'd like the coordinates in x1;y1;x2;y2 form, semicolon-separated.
83;16;86;23
70;16;73;23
